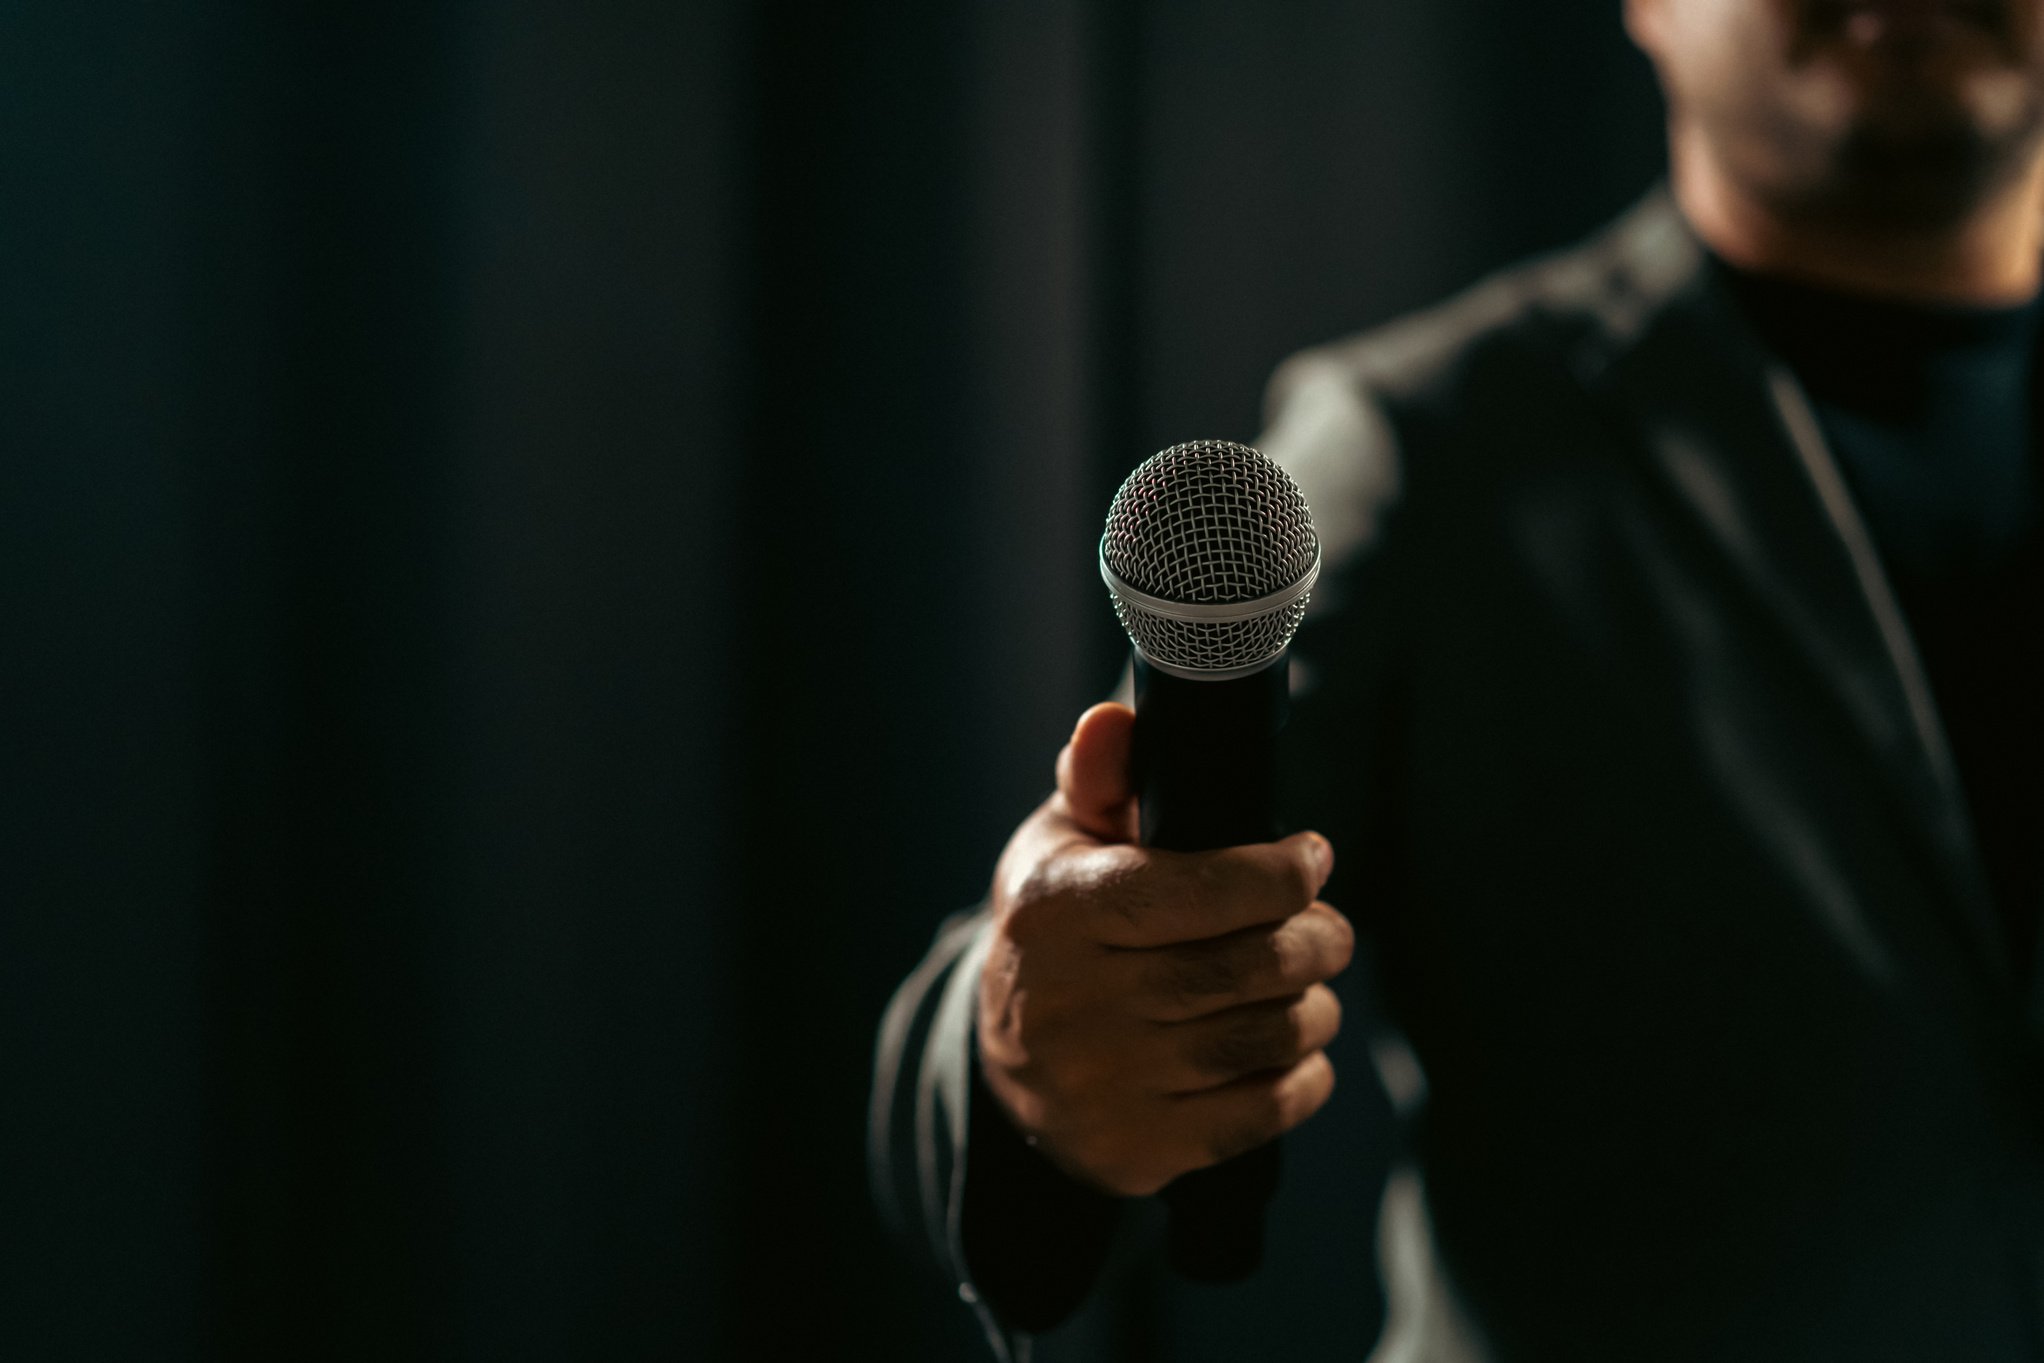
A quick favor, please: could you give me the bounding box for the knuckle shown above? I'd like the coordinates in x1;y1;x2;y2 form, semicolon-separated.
1010;844;1152;944
1283;906;1352;985
1313;986;1345;1043
1298;1053;1337;1119
1278;841;1319;907
1001;861;1064;941
1291;856;1319;907
1319;905;1357;966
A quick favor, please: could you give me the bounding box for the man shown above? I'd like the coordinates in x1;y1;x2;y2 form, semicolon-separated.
873;1;2044;1358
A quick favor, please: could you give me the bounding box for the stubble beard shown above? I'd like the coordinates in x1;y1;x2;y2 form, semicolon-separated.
1750;58;2044;230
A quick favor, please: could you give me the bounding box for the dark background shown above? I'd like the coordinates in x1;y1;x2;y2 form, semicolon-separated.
4;2;1661;1358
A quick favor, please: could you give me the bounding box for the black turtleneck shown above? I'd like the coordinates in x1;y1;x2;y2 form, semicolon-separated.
1713;259;2044;979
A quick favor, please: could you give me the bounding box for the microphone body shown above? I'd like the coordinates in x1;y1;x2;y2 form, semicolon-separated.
1134;655;1289;1283
1134;656;1286;852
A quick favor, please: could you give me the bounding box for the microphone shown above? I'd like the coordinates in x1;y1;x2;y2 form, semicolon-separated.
1097;439;1322;1284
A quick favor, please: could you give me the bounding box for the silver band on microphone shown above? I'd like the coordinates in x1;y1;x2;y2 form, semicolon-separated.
1097;541;1322;623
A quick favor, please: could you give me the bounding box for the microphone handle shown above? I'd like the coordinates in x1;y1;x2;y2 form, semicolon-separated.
1131;654;1289;1284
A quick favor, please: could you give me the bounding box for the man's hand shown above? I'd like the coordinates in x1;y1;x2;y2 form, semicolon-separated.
976;702;1350;1198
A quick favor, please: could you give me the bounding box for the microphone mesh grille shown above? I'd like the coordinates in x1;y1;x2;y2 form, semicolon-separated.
1102;440;1318;675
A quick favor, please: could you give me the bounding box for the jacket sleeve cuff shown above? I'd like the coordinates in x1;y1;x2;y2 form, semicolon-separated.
958;1029;1125;1334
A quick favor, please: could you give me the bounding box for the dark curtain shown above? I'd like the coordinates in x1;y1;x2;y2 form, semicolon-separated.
2;2;1659;1359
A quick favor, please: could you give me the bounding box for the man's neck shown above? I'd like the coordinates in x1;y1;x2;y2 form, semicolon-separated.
1671;133;2044;305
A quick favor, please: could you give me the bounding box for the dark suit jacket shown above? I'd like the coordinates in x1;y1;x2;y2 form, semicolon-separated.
870;188;2044;1362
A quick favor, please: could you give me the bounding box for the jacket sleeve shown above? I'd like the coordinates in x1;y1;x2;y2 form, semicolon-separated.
867;903;1124;1359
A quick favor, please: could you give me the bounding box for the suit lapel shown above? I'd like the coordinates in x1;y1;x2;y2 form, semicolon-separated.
1577;194;2012;998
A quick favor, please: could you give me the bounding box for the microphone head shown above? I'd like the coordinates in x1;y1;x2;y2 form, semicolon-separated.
1100;440;1321;681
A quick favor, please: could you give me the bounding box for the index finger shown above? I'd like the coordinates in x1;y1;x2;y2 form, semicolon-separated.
1082;831;1334;949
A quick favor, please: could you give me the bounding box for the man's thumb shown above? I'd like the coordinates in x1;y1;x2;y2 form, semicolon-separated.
1055;703;1138;842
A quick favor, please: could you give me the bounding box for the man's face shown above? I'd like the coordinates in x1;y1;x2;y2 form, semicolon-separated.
1630;0;2044;225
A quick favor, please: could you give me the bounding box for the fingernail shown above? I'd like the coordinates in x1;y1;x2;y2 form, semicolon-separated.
1309;833;1334;877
